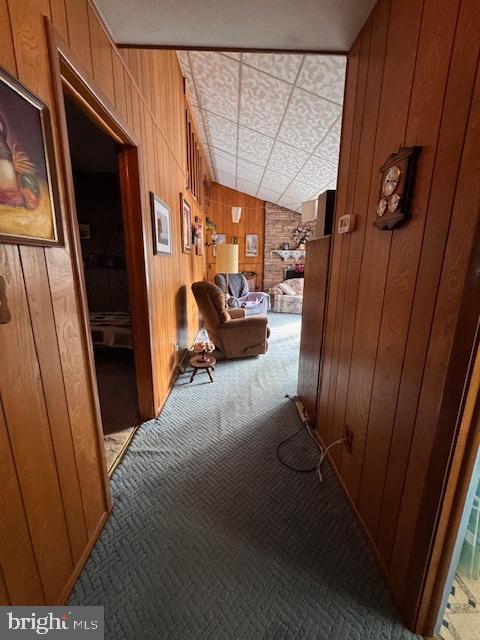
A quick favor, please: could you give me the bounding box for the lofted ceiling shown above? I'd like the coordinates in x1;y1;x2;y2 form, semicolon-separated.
93;0;375;52
177;51;345;211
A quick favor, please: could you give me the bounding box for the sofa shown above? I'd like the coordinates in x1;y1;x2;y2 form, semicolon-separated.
271;277;304;314
191;281;269;358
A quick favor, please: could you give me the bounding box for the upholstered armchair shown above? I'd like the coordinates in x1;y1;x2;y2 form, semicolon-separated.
191;281;269;358
271;277;304;314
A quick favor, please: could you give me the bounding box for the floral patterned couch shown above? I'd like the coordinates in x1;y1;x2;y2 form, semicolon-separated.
271;278;304;314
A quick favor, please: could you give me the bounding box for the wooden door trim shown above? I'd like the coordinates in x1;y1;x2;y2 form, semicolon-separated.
408;219;480;635
45;21;156;511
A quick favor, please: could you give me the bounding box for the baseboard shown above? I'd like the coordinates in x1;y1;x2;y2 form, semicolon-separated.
57;510;109;605
311;430;429;636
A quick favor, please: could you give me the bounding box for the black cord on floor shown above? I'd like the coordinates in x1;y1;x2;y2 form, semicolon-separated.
276;424;317;473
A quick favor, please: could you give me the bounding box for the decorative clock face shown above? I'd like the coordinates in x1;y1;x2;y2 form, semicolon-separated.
383;165;401;196
377;198;387;216
388;193;401;213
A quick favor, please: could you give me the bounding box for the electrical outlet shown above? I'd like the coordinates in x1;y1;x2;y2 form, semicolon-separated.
344;425;353;453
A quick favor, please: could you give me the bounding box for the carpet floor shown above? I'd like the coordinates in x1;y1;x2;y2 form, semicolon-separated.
71;312;420;640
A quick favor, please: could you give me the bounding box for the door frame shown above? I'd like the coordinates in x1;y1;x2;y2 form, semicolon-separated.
45;22;156;481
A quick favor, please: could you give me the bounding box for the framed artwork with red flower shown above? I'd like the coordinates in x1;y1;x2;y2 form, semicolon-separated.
0;67;63;246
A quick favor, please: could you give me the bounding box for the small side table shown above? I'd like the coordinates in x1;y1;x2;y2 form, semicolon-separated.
189;354;216;383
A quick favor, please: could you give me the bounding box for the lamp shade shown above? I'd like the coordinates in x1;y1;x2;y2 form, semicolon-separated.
231;206;242;223
216;244;238;274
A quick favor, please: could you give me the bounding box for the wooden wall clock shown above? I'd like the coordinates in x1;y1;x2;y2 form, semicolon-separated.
374;146;421;230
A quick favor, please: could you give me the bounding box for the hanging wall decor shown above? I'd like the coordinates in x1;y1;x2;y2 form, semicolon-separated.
180;192;192;253
193;215;203;256
374;146;421;231
151;192;172;255
0;67;63;246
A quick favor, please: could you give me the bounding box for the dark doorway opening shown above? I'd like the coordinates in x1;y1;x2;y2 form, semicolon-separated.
63;95;140;467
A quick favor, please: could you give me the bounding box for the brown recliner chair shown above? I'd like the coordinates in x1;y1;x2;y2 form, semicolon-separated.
191;281;269;358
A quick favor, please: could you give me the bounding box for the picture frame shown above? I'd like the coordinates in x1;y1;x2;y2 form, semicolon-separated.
150;192;172;255
79;223;91;240
213;232;226;257
180;192;192;253
0;66;63;246
245;233;258;257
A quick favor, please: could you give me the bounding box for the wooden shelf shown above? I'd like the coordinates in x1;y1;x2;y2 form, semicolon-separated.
274;250;305;261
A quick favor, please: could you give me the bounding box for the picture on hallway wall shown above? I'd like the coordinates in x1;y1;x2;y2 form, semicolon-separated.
0;67;63;246
180;192;192;253
150;192;172;255
245;233;258;257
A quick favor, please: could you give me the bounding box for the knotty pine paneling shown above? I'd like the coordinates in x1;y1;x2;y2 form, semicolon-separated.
0;0;208;605
206;182;265;289
312;0;480;632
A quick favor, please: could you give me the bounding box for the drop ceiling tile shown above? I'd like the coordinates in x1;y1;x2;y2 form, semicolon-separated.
238;126;274;165
296;155;337;188
189;51;240;120
283;180;317;203
215;170;236;190
316;117;341;162
267;141;309;177
221;52;241;60
209;136;236;155
212;148;237;175
204;112;237;152
278;87;341;152
243;53;303;84
236;157;265;183
240;66;291;137
277;195;303;212
256;187;282;203
260;169;292;193
236;178;260;197
297;55;346;104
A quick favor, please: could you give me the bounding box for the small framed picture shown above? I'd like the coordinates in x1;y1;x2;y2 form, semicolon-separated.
150;192;172;255
213;232;226;257
0;67;63;246
180;192;192;253
245;233;258;257
79;223;91;240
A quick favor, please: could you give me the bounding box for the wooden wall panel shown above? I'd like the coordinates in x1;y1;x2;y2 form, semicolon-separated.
297;237;330;421
206;182;265;288
310;0;480;632
1;0;209;606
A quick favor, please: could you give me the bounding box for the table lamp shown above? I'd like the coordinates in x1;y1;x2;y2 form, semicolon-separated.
216;243;239;307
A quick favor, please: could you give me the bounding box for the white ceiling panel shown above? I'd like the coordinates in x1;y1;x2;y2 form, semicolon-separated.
237;158;265;183
267;141;309;177
242;53;303;83
240;66;291;137
296;155;337;188
297;55;346;104
189;52;240;120
277;87;341;152
177;51;345;211
238;127;274;165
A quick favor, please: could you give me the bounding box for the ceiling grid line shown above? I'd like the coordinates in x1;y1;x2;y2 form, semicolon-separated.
234;53;243;190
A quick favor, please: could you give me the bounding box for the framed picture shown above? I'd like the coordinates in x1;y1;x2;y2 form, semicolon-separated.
193;215;203;256
213;232;226;257
150;192;172;255
79;223;91;240
180;192;192;253
0;67;63;246
245;233;258;257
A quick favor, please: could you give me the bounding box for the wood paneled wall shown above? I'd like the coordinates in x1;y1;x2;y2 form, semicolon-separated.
314;0;480;632
0;0;208;605
206;182;265;288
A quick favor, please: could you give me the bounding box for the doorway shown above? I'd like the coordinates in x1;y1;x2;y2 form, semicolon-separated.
63;95;139;470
